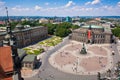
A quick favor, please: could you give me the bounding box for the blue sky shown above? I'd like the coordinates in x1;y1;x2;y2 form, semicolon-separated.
0;0;120;16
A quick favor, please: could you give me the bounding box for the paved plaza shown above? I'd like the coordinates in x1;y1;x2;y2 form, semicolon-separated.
24;39;120;80
49;40;113;75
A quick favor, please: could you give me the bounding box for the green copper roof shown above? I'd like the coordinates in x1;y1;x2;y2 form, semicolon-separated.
23;55;36;62
82;25;103;29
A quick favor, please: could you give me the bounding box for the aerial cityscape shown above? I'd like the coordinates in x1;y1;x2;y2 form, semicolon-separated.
0;0;120;80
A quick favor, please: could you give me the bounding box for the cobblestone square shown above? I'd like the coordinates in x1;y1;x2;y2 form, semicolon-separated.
49;40;113;75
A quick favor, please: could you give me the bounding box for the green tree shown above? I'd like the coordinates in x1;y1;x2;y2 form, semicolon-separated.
112;27;120;39
10;21;19;30
71;25;80;29
58;22;72;29
42;23;57;35
55;27;71;37
115;24;120;28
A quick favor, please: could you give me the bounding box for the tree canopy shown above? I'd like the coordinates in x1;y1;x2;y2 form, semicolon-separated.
112;27;120;39
41;22;79;37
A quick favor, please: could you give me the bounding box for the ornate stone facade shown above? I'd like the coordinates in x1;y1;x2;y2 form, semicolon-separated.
0;26;48;48
70;25;112;44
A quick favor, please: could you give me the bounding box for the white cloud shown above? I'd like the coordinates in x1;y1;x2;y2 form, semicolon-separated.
45;2;49;6
85;0;100;5
118;2;120;7
12;6;30;11
101;5;114;11
34;5;42;11
91;0;100;5
71;6;93;11
85;2;91;5
0;1;5;6
65;1;75;8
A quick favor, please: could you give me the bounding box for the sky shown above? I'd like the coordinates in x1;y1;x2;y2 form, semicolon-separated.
0;0;120;16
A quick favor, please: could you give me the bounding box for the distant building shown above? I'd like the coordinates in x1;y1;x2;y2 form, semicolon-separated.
49;20;54;23
86;20;102;25
70;24;112;44
95;18;101;21
65;16;72;22
52;17;64;24
39;18;49;24
21;18;26;21
0;25;48;48
72;16;80;22
0;21;5;25
72;21;81;26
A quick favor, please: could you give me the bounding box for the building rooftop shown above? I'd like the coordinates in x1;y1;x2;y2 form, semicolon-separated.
74;28;87;33
0;26;45;35
82;25;103;29
0;46;13;73
74;24;112;34
23;54;36;62
101;24;112;34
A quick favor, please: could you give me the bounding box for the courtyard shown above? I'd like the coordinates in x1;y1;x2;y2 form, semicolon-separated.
49;40;113;75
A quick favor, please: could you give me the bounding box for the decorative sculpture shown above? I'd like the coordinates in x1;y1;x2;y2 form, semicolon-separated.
80;43;87;54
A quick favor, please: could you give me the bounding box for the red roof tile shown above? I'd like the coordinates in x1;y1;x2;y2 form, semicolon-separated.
0;21;5;25
0;77;13;80
0;46;13;80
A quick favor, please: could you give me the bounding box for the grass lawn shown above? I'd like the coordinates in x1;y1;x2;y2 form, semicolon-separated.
39;36;62;47
23;36;62;55
24;48;44;55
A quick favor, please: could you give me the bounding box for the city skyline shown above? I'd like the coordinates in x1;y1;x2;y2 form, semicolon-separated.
0;0;120;16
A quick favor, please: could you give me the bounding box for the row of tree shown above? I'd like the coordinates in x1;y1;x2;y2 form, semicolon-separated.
4;20;80;37
42;22;80;37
